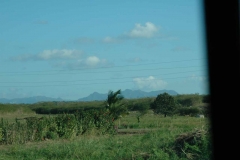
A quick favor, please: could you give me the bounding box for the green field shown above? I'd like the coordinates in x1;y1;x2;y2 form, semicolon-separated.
0;94;212;160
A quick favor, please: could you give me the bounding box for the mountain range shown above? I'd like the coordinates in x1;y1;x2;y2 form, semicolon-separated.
78;89;178;101
0;89;178;104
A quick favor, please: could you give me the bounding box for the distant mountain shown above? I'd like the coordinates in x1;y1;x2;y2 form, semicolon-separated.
0;89;178;104
78;89;178;101
77;92;108;101
0;96;63;104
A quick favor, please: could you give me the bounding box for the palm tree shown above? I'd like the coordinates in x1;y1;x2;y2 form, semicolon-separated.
105;89;127;120
106;89;124;109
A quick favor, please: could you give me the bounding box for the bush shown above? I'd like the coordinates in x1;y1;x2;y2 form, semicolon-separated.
151;93;176;117
174;127;212;160
177;107;201;116
174;94;202;107
0;109;117;145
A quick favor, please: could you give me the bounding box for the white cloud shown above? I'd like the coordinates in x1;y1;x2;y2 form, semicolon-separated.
11;49;83;61
102;22;159;43
85;56;101;67
133;76;167;91
37;49;82;60
128;22;159;38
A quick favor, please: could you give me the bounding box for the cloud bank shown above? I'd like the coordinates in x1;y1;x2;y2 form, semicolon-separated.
102;22;159;43
11;49;112;69
128;22;159;38
11;49;83;61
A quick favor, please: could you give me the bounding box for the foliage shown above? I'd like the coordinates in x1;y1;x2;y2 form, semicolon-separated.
105;90;128;120
0;114;211;160
173;127;212;160
125;97;154;111
174;94;202;107
177;106;201;116
151;92;177;117
0;109;116;145
135;103;150;123
0;92;211;158
30;101;105;114
105;90;124;108
0;94;206;115
0;103;212;159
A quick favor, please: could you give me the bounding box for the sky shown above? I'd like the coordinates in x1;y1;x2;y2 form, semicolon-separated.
0;0;209;100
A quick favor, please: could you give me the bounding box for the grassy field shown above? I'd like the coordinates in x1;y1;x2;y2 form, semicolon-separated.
0;108;212;160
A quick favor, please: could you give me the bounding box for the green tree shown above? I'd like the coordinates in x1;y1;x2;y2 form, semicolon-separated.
106;89;124;108
151;92;176;117
105;90;127;120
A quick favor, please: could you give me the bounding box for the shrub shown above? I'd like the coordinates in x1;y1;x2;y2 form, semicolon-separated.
151;93;176;117
177;107;201;116
174;94;202;107
173;127;212;160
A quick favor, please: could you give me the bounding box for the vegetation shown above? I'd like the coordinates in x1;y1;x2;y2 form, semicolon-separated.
105;89;128;120
0;109;116;145
151;93;177;117
0;113;211;159
0;92;212;159
135;103;150;123
177;106;201;116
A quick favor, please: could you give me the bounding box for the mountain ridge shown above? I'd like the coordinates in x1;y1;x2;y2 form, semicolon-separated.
78;89;178;101
0;89;178;104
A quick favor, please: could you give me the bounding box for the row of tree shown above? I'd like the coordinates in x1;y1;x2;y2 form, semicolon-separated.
105;90;209;121
0;90;208;120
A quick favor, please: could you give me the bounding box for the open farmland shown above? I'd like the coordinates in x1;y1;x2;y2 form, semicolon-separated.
0;95;212;160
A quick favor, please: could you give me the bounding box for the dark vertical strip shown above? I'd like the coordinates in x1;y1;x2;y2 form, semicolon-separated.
203;1;239;159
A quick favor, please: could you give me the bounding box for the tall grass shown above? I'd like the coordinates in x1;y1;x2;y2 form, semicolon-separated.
0;111;211;159
0;125;211;160
0;96;212;159
0;109;117;145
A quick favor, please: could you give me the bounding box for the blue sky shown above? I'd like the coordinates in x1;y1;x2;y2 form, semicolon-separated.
0;0;209;100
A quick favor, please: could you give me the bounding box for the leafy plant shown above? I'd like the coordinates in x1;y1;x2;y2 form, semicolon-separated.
173;127;212;159
104;89;128;120
151;92;176;117
177;106;201;116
